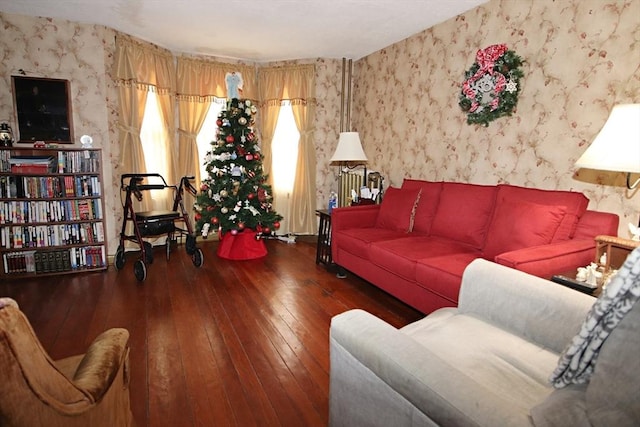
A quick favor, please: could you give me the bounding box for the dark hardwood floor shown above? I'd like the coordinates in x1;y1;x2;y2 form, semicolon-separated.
0;236;422;426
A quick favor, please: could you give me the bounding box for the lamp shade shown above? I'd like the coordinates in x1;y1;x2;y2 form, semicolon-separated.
575;104;640;173
330;132;368;163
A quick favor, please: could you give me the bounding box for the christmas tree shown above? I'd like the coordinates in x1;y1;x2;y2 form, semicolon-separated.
194;98;282;239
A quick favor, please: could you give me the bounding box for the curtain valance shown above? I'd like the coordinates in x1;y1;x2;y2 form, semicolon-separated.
114;36;175;94
176;57;258;101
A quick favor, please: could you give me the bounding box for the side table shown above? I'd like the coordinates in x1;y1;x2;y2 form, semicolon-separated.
315;209;332;266
551;235;639;297
595;235;640;271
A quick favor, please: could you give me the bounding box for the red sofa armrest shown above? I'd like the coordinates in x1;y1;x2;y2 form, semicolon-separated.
494;239;596;279
331;205;380;232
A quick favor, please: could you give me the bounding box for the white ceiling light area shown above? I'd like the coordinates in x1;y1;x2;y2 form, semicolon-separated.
0;0;487;61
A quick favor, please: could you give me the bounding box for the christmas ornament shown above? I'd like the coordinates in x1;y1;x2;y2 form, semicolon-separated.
274;221;280;229
201;223;210;238
195;213;202;221
201;184;209;191
226;134;235;143
238;222;245;230
230;229;238;236
221;207;228;214
238;117;247;126
211;217;219;224
245;154;254;161
247;192;255;200
220;189;228;197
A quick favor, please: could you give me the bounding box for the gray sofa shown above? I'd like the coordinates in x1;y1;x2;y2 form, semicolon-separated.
329;258;640;426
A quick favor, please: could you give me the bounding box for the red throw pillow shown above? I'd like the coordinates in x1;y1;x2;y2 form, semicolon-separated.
495;184;588;241
483;200;567;259
430;183;498;248
375;187;421;232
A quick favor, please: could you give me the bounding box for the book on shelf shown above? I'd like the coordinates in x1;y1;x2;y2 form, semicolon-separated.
9;156;55;174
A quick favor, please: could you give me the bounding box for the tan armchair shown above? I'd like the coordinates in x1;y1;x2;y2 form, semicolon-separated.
0;297;134;427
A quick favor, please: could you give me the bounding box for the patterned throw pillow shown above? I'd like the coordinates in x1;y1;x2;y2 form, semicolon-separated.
549;247;640;388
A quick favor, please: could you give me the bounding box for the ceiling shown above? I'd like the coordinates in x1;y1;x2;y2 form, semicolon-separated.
0;0;488;62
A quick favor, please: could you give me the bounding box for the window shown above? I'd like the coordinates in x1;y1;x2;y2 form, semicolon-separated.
139;91;171;208
271;104;300;195
196;100;224;180
271;103;300;234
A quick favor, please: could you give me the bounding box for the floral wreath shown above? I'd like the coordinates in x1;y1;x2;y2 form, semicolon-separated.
459;44;524;127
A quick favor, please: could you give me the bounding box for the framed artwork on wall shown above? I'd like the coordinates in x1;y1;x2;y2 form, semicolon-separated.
11;76;74;144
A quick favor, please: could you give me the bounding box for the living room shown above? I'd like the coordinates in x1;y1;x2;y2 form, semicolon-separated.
0;0;639;425
0;0;638;252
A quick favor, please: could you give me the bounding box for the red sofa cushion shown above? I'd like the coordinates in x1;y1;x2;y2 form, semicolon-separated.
333;227;412;261
430;182;497;249
483;200;567;259
493;184;588;242
401;179;443;234
369;236;479;282
415;253;484;303
375;187;421;232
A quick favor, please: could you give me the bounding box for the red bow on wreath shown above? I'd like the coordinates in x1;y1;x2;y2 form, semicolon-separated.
462;44;508;112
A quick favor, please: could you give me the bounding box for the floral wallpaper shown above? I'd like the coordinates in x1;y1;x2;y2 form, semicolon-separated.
0;12;121;254
351;0;640;237
1;0;638;254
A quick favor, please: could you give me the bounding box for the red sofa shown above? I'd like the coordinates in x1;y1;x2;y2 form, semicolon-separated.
331;180;619;314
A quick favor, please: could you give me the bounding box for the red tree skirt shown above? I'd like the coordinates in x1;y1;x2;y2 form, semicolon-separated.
216;229;267;260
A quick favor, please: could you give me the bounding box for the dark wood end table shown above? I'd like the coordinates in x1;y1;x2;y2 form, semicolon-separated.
315;209;332;266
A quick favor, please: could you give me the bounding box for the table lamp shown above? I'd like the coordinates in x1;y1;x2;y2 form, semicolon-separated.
330;132;368;207
330;132;367;164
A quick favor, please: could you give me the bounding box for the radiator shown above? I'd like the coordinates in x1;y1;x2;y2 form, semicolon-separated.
338;172;364;207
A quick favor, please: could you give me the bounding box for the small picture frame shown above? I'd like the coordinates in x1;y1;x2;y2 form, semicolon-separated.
11;76;74;144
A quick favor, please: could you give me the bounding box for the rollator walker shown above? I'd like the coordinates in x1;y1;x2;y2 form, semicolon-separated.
116;173;203;281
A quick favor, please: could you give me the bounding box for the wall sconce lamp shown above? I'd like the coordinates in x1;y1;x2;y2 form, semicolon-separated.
575;103;640;190
575;103;640;238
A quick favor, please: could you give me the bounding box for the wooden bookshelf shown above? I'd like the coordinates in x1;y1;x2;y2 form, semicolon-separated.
0;147;107;278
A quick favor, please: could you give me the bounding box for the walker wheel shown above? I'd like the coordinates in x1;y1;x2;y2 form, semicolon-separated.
192;248;203;267
186;234;197;255
134;259;147;281
143;241;154;264
114;245;126;270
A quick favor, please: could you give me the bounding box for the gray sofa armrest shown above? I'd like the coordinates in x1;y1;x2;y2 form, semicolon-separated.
457;259;595;353
330;309;482;427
